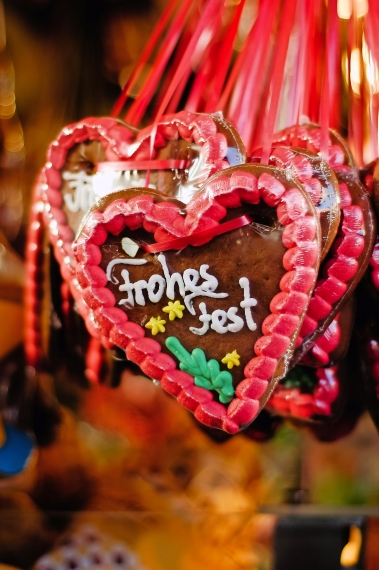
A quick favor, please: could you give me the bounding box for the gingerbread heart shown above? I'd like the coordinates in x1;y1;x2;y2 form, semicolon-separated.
270;125;376;366
251;146;341;261
273;123;356;173
73;164;321;433
42;112;245;322
293;169;376;364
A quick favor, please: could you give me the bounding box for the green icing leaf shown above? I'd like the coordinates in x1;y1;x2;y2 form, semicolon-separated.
282;365;317;393
165;336;235;404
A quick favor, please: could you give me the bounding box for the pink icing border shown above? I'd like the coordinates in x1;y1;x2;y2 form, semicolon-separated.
269;364;340;418
73;166;320;433
41;112;230;330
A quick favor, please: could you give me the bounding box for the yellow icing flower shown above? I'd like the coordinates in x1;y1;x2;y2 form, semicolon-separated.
145;316;166;335
162;300;185;320
221;350;241;369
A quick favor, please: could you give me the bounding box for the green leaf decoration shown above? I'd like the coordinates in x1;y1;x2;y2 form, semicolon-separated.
282;365;317;393
165;336;235;404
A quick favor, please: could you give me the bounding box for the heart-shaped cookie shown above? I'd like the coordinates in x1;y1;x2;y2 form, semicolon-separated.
251;146;341;261
273;123;356;173
73;164;321;433
270;125;376;365
42;112;245;327
293;170;376;364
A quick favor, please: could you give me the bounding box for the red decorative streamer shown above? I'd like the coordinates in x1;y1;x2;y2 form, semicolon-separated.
96;159;191;172
260;0;297;164
141;214;252;253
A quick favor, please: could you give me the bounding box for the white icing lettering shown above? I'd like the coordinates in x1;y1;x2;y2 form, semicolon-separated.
107;252;258;336
106;258;147;284
239;277;258;331
64;170;158;215
157;253;188;306
63;171;94;213
211;309;228;333
134;279;148;305
147;275;166;303
118;269;135;308
227;307;244;333
189;302;211;335
199;264;219;292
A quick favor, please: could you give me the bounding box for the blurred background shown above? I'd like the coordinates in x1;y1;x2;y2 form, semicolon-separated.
0;1;379;569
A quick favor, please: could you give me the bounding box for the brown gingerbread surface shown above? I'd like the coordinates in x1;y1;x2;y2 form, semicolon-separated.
100;204;286;386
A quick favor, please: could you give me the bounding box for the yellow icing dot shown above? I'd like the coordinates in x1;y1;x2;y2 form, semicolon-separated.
145;316;166;335
221;350;241;369
162;300;185;320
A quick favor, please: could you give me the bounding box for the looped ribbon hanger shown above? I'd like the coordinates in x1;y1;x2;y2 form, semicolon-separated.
365;0;379;162
106;0;232;189
259;0;298;164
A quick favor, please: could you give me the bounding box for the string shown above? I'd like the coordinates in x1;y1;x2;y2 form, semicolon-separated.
142;0;223;187
125;0;195;126
204;0;246;113
96;159;191;172
153;5;198;116
260;0;297;164
141;214;252;253
110;0;179;118
227;0;275;130
320;0;331;160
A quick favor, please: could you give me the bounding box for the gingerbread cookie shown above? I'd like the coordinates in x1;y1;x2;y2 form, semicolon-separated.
43;112;245;331
251;146;341;261
273;123;356;174
293;170;376;364
73;164;321;433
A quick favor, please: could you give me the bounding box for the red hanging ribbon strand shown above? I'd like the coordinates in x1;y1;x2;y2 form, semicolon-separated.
96;160;191;172
260;0;297;164
141;214;252;253
204;0;246;114
110;0;179;118
125;0;196;126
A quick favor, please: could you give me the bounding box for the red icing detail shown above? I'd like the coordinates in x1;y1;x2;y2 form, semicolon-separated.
236;378;269;399
177;385;213;411
194;401;226;429
269;365;339;419
140;353;176;379
226;398;259;425
262;313;300;337
270;291;308;316
279;268;316;293
282;216;317;248
289;394;315;417
254;334;290;358
314;276;347;304
283;242;319;270
258;173;286;206
307;295;333;320
126;338;161;362
161;370;194;396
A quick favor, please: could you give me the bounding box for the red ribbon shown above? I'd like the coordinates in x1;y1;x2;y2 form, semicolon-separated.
141;214;252;253
96;160;191;172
